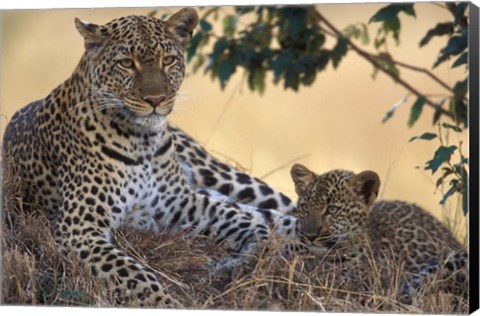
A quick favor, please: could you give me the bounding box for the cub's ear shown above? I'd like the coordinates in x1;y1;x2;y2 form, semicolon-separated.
75;18;105;50
350;170;380;207
291;164;316;196
166;8;199;47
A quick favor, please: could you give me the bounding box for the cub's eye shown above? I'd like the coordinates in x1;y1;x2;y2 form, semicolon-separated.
298;201;308;211
326;205;340;215
162;56;176;66
118;59;135;69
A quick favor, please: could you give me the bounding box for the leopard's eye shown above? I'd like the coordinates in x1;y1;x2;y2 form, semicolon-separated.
162;56;176;66
326;205;340;215
298;201;308;212
118;59;135;69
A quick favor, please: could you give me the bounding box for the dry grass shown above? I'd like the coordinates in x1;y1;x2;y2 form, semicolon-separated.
1;162;469;313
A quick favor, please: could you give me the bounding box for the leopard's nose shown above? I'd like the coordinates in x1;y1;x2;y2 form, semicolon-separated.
142;95;166;107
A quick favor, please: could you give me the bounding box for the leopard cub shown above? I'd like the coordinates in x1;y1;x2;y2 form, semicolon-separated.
290;164;468;302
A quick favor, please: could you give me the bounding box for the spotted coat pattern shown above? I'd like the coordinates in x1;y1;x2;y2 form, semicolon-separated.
290;164;468;302
2;10;297;307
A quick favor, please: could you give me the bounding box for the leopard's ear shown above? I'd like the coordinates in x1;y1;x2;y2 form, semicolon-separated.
166;8;199;47
351;171;380;207
75;18;105;50
291;164;316;196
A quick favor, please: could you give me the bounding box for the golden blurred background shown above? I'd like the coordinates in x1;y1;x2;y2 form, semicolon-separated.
0;4;468;237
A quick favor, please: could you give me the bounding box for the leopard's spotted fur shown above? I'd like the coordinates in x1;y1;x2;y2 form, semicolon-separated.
290;164;468;303
2;9;298;307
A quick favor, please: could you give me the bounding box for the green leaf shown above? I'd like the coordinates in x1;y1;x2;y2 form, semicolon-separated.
446;3;457;17
271;49;294;83
383;16;401;42
300;67;317;86
408;96;426;127
186;32;204;63
315;50;330;72
450;98;468;127
432;109;442;125
452;51;468;68
419;22;454;47
442;122;463;132
344;24;361;39
223;15;237;38
374;36;386;49
369;4;415;43
432;99;446;125
286;8;308;39
217;59;236;89
439;179;459;206
271;58;287;82
433;30;468;68
210;37;229;60
408;132;437;142
344;23;369;46
284;62;300;90
376;53;400;78
360;24;370;45
404;6;416;17
369;6;391;22
435;167;454;188
331;37;348;69
382;95;409;123
444;31;468;55
425;145;457;174
248;68;266;94
369;4;415;23
199;19;213;32
452;78;468;99
453;3;468;26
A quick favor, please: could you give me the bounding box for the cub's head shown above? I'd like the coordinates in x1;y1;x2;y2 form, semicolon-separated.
74;9;198;127
290;164;380;254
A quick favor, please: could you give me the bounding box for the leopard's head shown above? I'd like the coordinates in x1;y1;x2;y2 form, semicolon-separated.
73;9;198;128
290;164;380;255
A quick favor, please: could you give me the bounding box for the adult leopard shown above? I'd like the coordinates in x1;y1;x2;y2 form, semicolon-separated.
2;9;297;307
290;164;468;303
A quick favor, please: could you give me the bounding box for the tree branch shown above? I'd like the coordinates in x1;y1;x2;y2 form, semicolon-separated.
390;59;467;102
318;13;462;102
317;24;336;38
390;60;450;92
315;11;455;121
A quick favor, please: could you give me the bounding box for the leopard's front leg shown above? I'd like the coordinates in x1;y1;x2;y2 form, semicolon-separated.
159;192;269;253
55;181;180;308
154;189;298;271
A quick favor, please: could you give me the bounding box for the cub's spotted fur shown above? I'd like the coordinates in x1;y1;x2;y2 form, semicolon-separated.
290;164;468;302
2;9;297;307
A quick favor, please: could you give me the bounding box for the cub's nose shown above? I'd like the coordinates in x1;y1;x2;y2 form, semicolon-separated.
142;95;166;107
302;232;317;242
